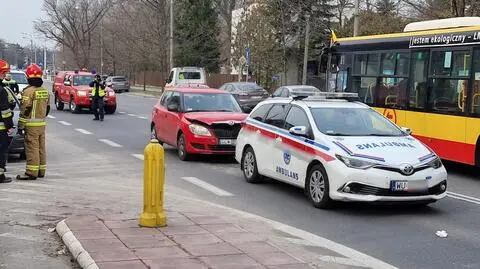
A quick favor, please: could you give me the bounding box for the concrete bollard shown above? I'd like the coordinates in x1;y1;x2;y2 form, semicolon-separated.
139;139;167;227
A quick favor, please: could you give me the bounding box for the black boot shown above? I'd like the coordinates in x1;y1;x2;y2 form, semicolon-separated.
0;175;12;183
16;174;37;180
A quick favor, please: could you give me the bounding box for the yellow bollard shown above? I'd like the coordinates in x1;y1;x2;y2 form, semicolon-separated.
139;139;167;227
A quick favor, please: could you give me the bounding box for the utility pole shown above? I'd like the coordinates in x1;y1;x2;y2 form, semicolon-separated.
302;14;311;85
353;0;360;36
169;0;174;70
101;19;104;74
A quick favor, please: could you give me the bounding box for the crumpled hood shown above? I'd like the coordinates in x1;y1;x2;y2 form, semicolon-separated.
328;136;435;165
184;112;247;125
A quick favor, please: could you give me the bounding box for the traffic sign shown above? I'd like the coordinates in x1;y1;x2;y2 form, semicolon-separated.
245;47;251;65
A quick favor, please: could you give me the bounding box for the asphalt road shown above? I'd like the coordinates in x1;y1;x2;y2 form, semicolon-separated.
1;82;479;269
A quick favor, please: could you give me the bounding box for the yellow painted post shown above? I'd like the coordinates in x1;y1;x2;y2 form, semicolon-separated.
139;139;167;227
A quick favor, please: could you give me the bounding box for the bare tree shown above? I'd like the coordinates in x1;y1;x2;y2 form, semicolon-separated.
35;0;112;68
212;0;237;73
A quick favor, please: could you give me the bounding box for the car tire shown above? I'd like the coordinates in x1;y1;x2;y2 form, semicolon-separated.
151;124;163;145
105;105;116;114
69;98;80;114
55;95;64;110
306;164;334;209
242;147;262;183
177;133;191;161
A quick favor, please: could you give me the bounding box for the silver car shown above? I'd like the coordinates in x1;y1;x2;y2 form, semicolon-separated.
271;85;321;98
219;82;269;111
106;76;130;93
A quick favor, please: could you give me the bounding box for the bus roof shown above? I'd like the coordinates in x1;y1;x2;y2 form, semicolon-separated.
404;17;480;32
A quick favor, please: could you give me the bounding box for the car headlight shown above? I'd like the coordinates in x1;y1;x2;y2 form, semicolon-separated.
336;154;377;170
427;156;443;169
77;91;87;96
189;124;211;136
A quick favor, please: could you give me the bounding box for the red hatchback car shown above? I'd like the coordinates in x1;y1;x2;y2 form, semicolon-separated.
151;87;248;161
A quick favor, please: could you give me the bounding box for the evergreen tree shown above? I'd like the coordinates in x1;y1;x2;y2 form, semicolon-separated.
174;0;221;73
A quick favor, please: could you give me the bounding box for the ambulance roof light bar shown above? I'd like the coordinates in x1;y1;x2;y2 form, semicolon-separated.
293;92;359;101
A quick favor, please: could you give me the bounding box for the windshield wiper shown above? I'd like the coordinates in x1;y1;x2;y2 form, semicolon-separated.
325;133;355;136
366;133;398;137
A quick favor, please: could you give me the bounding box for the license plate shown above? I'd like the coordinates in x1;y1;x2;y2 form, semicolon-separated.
390;180;408;191
219;139;236;145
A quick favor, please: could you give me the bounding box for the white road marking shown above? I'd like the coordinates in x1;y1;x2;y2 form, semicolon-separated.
75;128;93;135
47;115;56;119
132;154;144;160
58;121;72;126
98;139;123;148
182;177;234;197
138;116;148;119
128;113;137;117
447;191;480;205
119;111;126;114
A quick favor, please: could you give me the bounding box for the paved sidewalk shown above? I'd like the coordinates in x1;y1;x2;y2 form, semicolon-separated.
57;207;378;269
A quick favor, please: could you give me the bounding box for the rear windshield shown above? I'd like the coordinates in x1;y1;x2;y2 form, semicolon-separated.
73;75;93;86
237;83;263;91
9;73;28;84
179;72;201;80
112;77;126;82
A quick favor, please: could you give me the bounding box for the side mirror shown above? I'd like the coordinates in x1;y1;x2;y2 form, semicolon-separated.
64;81;71;86
167;102;179;112
242;106;252;113
289;126;309;137
400;127;412;135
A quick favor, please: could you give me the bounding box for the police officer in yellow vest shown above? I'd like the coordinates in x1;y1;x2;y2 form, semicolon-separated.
2;73;19;94
89;74;106;121
17;64;50;180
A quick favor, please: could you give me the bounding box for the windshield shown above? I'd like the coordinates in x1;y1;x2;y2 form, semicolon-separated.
179;72;201;80
237;83;263;91
112;77;126;82
73;75;93;86
310;107;404;136
9;73;28;84
183;93;242;112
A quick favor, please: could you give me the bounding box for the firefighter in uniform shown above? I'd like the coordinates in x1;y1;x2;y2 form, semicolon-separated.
0;60;14;183
89;74;106;121
17;64;50;180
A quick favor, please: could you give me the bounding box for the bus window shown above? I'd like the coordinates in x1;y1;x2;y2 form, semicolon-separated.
472;48;480;115
410;51;429;109
429;50;471;114
376;52;409;108
353;77;377;105
429;79;468;113
354;54;379;76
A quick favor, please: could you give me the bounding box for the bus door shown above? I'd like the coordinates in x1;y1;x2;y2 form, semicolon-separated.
425;49;470;163
466;48;480;166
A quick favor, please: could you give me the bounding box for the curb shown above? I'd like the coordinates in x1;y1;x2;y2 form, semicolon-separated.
56;220;99;269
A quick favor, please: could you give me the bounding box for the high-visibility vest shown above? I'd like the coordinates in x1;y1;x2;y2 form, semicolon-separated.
91;84;105;97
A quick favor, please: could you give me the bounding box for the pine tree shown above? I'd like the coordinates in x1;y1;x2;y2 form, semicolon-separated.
174;0;221;73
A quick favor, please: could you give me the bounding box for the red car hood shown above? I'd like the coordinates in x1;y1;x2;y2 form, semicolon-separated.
184;112;247;125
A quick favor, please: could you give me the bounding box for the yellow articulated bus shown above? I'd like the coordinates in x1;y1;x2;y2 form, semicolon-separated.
326;17;480;167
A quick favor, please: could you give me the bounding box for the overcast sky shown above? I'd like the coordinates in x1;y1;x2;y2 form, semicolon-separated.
3;0;46;46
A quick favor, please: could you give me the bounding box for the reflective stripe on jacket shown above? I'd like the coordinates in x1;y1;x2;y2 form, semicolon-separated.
19;87;50;128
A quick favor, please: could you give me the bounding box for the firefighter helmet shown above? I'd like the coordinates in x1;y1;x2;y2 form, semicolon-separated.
0;59;10;74
26;64;43;79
